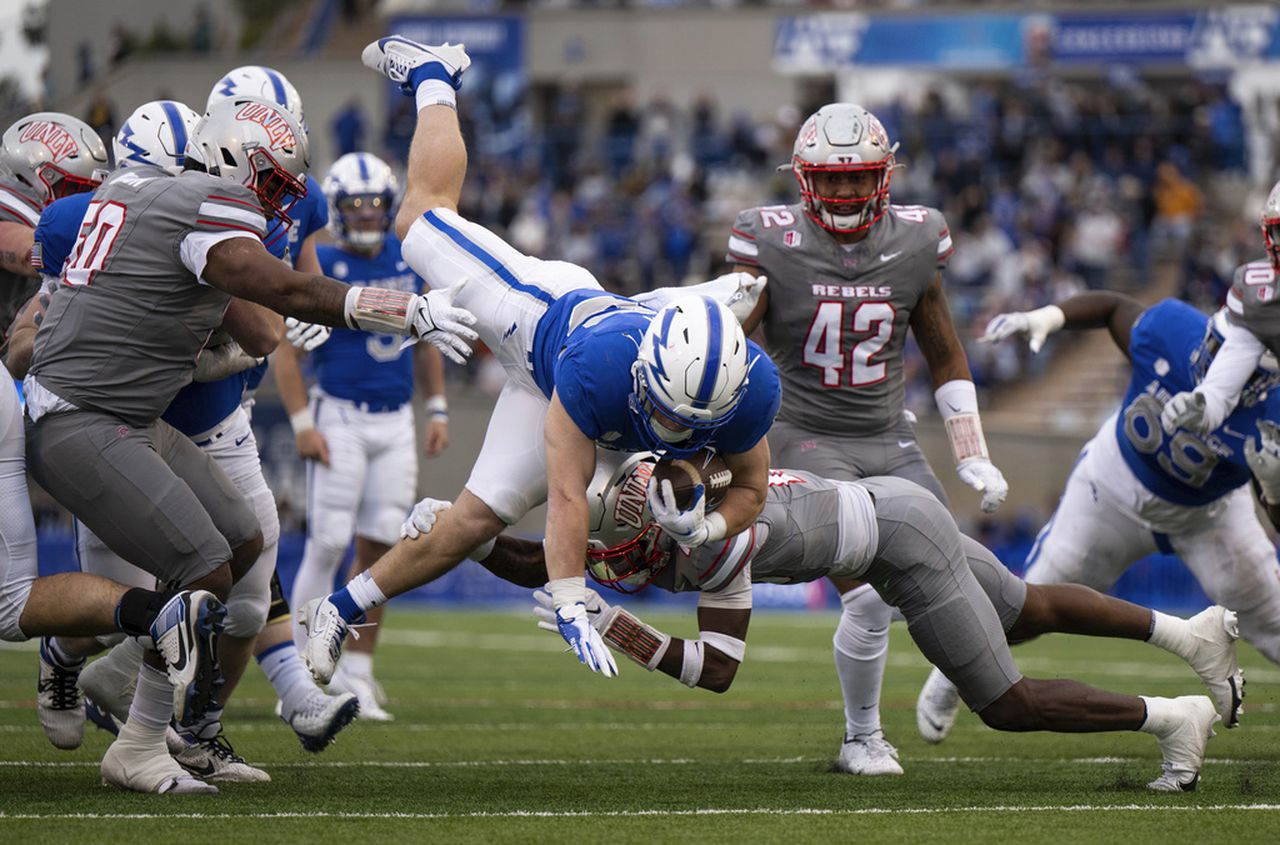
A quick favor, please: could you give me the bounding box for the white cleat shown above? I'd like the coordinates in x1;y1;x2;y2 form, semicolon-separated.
1183;606;1244;728
298;597;350;684
1146;695;1219;792
916;666;961;744
835;731;904;776
330;664;393;722
151;590;225;728
101;722;218;795
168;729;271;783
37;638;84;750
361;36;470;93
278;687;360;753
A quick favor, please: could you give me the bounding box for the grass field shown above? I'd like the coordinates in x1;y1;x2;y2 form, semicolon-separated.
1;606;1278;844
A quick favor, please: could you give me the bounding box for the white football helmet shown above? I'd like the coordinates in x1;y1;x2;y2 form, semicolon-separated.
629;295;750;457
113;101;200;176
1261;179;1280;272
1192;308;1280;409
0;111;108;206
789;103;898;234
584;450;671;593
207;65;305;127
186;96;310;225
322;152;399;249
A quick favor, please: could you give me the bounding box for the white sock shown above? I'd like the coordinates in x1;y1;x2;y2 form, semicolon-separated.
416;80;457;112
1137;695;1176;735
1148;612;1195;662
346;570;388;613
833;584;892;738
257;641;318;715
128;663;174;734
342;651;373;679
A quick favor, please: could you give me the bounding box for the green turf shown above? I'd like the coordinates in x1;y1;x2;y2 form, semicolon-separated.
1;607;1278;844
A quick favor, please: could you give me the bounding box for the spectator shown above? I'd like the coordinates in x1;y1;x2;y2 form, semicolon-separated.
331;99;367;158
84;89;115;149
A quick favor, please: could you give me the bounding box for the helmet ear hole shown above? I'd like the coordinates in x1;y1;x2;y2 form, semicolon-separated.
220;147;237;168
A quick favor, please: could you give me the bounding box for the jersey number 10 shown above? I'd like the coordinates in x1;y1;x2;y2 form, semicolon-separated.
802;300;896;387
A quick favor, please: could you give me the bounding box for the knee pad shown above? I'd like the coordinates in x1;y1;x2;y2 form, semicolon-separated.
222;553;275;638
834;583;892;659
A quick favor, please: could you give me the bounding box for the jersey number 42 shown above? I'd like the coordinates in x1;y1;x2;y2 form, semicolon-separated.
802;300;895;387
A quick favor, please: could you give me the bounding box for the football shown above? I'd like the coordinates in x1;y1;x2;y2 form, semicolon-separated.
650;449;733;511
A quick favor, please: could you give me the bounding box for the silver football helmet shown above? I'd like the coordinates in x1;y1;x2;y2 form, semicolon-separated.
113;100;200;176
322;152;399;249
187;96;310;225
1261;179;1280;272
789;103;898;234
584;450;671;593
0;111;108;206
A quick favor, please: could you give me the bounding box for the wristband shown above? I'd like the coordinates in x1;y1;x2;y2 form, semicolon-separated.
679;639;705;688
602;608;672;671
700;630;746;662
425;395;449;418
469;536;496;562
289;408;315;436
547;576;588;609
934;379;990;464
703;511;728;545
344;286;415;334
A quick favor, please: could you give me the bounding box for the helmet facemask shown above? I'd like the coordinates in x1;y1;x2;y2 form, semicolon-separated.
586;522;671;594
36;163;103;204
794;158;894;234
246;146;306;228
1263;213;1280;273
333;192;394;249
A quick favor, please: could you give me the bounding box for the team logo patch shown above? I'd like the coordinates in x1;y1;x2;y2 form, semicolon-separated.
234;102;298;151
18;120;79;162
799;439;817;452
784;230;802;249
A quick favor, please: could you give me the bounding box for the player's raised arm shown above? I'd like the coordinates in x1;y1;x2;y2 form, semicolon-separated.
982;291;1145;358
910;272;1008;513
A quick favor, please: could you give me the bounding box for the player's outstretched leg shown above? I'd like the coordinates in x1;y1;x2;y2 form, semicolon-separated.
831;583;901;775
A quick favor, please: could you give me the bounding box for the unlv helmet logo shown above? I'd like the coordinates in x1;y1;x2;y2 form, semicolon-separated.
784;230;802;248
234;103;298;151
612;462;654;530
866;115;890;151
18;121;78;162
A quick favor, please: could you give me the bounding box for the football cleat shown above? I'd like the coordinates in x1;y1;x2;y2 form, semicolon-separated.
84;697;121;736
1183;606;1244;728
1146;695;1219;792
361;36;470;93
169;729;270;783
835;731;903;776
150;590;226;727
101;721;217;795
278;687;360;753
298;597;350;684
916;666;961;744
37;638;85;750
329;663;392;722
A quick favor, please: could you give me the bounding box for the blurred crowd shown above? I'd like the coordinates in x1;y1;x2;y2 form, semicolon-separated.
374;74;1248;414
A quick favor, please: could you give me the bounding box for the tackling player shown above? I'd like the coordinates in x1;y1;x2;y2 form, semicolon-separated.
403;450;1236;794
913;291;1276;741
280;151;450;721
296;37;780;684
726;103;1008;773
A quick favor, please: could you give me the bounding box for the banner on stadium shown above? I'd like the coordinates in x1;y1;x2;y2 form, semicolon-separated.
774;6;1280;72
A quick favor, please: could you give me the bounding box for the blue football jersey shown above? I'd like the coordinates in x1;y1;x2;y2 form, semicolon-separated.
1115;298;1280;507
32;192;92;279
310;236;423;407
532;289;781;454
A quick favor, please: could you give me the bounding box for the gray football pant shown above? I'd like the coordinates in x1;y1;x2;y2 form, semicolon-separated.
26;409;259;586
857;476;1026;712
769;416;948;506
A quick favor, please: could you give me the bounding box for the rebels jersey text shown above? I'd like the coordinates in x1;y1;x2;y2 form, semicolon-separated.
30;169;267;426
310;235;423;408
1116;298;1280;507
532;288;781;455
727;202;952;434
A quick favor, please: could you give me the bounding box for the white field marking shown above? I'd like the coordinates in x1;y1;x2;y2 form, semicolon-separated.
0;756;1262;769
2;805;1279;821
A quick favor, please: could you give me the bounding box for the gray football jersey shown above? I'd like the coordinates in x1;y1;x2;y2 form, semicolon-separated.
727;202;952;435
30;169;267;425
652;469;845;594
0;177;45;339
1226;259;1280;355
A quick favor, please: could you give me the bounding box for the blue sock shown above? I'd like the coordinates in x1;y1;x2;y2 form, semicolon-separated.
328;586;367;624
407;60;460;93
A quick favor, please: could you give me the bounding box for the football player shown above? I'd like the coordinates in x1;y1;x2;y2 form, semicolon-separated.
21;95;472;793
297;36;779;684
280;151;450;721
1161;179;1280;436
402;450;1236;794
914;290;1276;742
726;103;1007;772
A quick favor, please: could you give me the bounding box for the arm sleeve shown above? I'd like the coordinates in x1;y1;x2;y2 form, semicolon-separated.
1198;321;1266;419
725;209;760;267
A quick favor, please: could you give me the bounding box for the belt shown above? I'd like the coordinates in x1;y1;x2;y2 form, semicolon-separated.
191;411;240;447
318;394;406;415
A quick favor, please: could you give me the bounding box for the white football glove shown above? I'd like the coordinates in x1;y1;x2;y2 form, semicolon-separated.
193;340;264;382
400;497;452;540
1246;419;1280;504
285;317;332;352
1160;390;1210;435
722;272;767;324
545;577;618;677
533;587;618;634
957;457;1009;513
648;478;711;548
980;305;1064;354
410;283;479;365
